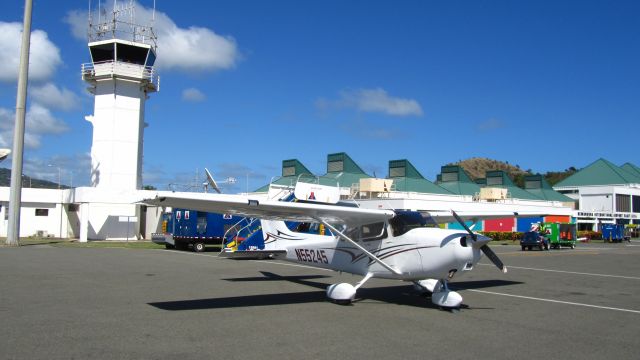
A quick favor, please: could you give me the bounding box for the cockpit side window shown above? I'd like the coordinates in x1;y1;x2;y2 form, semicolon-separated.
389;211;437;236
346;222;388;241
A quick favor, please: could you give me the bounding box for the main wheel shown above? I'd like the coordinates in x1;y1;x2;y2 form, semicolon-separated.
528;246;532;250
165;244;175;249
193;242;205;252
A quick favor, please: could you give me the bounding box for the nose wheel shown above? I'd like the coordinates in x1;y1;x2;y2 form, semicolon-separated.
430;280;463;309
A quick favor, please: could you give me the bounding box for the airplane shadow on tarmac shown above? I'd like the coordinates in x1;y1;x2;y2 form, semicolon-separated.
148;271;522;311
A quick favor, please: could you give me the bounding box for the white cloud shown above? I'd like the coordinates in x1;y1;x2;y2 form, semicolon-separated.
31;83;80;111
181;87;206;102
0;22;62;82
0;104;69;149
65;2;239;73
318;88;423;117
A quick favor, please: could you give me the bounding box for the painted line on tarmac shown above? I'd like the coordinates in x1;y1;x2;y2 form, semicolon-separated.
154;249;223;259
478;263;640;280
466;289;640;314
250;260;334;272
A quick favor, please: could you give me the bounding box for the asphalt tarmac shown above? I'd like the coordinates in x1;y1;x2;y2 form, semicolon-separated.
1;241;639;359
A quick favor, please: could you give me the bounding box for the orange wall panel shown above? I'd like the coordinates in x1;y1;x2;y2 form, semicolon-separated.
545;215;571;223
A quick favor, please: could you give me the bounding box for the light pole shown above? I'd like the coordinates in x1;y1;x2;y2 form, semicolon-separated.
48;164;61;189
48;164;63;239
6;0;33;246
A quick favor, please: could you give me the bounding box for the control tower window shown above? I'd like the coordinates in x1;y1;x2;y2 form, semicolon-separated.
90;43;115;63
116;44;149;65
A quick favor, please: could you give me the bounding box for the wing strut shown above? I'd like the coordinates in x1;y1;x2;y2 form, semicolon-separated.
318;219;401;275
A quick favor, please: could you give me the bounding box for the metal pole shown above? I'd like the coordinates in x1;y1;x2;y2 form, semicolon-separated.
6;0;33;246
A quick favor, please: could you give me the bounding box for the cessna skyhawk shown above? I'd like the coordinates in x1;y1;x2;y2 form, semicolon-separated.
144;189;536;309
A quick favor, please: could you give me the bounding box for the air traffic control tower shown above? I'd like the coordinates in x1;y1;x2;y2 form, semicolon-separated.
82;1;158;190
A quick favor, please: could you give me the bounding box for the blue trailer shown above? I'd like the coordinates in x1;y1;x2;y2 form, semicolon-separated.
601;224;625;243
153;209;250;252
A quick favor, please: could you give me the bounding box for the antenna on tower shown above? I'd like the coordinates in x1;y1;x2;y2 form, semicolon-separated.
88;0;157;50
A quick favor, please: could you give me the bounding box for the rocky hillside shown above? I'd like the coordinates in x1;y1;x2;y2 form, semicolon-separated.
452;158;529;180
449;158;576;187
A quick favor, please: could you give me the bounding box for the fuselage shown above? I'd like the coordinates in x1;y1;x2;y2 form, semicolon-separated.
261;220;483;281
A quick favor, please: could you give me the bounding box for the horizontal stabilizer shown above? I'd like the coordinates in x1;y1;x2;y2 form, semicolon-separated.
218;250;287;260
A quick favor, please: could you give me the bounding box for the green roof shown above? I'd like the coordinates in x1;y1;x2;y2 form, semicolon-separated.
254;159;313;192
326;152;367;174
392;177;452;194
483;170;542;200
620;163;640;178
389;159;424;179
321;152;371;187
524;174;574;202
435;165;481;196
555;158;640;187
389;159;450;194
281;159;312;177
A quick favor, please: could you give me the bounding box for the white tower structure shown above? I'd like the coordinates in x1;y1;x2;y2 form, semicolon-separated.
82;1;158;190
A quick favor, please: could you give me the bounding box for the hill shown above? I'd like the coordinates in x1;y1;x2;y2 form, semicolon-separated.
449;158;576;187
0;167;66;189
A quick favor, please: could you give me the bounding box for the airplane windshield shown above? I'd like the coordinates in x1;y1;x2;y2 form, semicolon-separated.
389;211;438;236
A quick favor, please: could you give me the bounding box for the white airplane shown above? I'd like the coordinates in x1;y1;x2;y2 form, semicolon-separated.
144;190;540;309
0;148;10;162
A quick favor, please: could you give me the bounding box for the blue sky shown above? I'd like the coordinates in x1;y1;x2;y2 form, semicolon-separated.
1;0;638;192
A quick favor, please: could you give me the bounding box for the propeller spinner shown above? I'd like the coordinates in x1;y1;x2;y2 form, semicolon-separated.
451;210;507;273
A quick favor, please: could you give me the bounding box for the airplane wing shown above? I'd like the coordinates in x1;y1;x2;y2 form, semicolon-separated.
424;210;550;224
142;191;395;228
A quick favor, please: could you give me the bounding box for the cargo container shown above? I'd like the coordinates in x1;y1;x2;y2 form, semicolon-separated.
152;209;248;252
601;224;626;243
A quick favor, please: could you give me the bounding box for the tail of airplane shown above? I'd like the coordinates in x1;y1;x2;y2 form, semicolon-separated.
218;219;289;260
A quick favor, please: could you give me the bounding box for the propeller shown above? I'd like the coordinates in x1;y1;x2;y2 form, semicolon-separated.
451;210;507;274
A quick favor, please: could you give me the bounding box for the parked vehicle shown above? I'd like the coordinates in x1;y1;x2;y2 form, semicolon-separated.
602;224;628;243
542;222;576;249
153;209;247;252
520;231;549;251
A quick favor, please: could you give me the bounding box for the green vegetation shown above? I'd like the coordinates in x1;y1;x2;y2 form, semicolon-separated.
1;238;164;249
450;158;578;187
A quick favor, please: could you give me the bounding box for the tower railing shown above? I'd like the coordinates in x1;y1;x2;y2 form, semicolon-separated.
81;61;159;90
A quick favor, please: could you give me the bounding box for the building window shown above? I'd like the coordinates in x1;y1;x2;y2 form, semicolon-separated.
633;196;640;213
328;160;344;173
389;167;406;178
525;180;541;189
282;166;295;177
616;194;631;212
35;209;49;217
441;172;458;182
486;177;503;186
